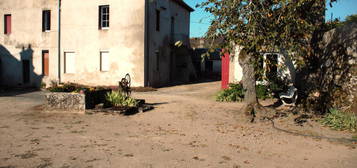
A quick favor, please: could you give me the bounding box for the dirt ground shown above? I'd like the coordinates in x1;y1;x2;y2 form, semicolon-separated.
0;82;356;168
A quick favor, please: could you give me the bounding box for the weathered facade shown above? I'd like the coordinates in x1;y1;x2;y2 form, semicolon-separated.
227;46;296;84
0;0;193;87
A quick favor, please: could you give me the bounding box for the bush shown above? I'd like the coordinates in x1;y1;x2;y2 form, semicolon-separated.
48;83;78;92
216;83;245;102
320;109;357;132
216;83;272;102
105;91;138;107
256;84;271;100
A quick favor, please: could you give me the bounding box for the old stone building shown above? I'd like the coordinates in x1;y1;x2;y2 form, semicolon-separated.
0;0;193;87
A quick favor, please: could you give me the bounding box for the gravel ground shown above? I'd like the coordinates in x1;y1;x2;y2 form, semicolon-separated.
0;82;356;168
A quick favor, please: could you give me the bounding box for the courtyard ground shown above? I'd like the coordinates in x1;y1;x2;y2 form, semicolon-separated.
0;82;356;168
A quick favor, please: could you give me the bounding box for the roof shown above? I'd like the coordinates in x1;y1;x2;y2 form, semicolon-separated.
172;0;194;12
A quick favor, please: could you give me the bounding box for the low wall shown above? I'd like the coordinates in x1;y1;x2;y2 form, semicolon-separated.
45;89;112;112
45;92;86;111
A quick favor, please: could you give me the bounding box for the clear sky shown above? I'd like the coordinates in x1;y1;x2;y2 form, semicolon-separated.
184;0;357;38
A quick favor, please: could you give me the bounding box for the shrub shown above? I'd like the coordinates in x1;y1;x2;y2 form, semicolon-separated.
320;108;357;132
216;83;272;102
48;83;77;92
256;84;271;100
40;82;46;89
216;83;245;102
105;91;138;107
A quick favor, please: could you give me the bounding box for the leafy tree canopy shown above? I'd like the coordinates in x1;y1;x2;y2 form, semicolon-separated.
198;0;336;63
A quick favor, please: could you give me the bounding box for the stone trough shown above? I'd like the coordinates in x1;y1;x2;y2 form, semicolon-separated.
45;89;111;113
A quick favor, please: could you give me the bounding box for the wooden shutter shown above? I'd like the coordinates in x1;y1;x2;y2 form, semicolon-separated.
65;52;76;73
100;51;109;71
42;51;49;76
4;15;11;34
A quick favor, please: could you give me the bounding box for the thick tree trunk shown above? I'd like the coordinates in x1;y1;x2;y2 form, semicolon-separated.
238;49;258;116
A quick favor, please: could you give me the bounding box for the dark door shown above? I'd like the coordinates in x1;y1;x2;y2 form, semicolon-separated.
42;51;49;76
22;60;30;84
266;54;278;80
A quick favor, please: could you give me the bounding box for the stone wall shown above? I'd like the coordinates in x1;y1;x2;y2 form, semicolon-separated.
311;22;357;114
296;22;357;114
45;93;85;112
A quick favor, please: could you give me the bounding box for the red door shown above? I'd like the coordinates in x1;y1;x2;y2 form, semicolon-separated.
4;15;11;34
221;52;230;89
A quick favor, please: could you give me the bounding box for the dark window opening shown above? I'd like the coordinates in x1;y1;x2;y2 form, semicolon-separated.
4;14;11;35
266;54;278;80
42;10;51;32
156;10;160;31
22;60;30;84
156;50;160;71
170;17;175;35
42;50;49;76
99;5;110;29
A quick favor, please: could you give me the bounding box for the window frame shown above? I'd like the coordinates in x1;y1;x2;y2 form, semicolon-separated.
99;5;110;30
42;10;51;32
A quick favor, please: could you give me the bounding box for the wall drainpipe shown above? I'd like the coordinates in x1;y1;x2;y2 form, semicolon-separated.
58;0;62;83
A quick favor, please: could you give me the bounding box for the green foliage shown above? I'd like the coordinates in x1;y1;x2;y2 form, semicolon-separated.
48;83;77;92
198;0;331;102
40;82;46;89
352;135;357;141
216;83;272;102
344;14;357;24
256;84;270;100
320;109;357;132
105;91;138;107
198;0;327;57
216;84;245;102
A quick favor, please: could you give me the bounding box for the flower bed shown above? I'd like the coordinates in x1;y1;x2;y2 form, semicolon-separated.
45;83;112;112
45;83;154;115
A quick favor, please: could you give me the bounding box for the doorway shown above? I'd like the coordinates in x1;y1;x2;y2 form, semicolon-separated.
22;60;30;84
265;54;278;80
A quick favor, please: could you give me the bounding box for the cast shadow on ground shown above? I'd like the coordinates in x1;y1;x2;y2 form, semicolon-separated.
121;102;169;116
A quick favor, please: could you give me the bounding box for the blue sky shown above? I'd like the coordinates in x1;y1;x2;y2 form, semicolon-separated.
184;0;357;37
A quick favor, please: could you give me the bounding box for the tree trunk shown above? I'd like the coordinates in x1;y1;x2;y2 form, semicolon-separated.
238;49;258;117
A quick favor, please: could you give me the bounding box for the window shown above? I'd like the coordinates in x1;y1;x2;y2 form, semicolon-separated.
42;10;51;32
42;50;49;76
64;52;75;73
155;50;160;71
4;14;11;35
170;17;175;35
156;10;160;31
99;5;110;29
100;51;109;72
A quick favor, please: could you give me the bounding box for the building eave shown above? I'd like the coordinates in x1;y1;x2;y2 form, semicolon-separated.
172;0;194;12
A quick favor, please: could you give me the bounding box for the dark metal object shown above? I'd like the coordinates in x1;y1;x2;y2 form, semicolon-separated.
119;73;131;97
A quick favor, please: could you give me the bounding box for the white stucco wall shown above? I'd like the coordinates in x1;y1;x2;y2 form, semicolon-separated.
0;0;146;87
0;0;57;87
229;46;296;84
0;0;191;87
60;0;145;86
